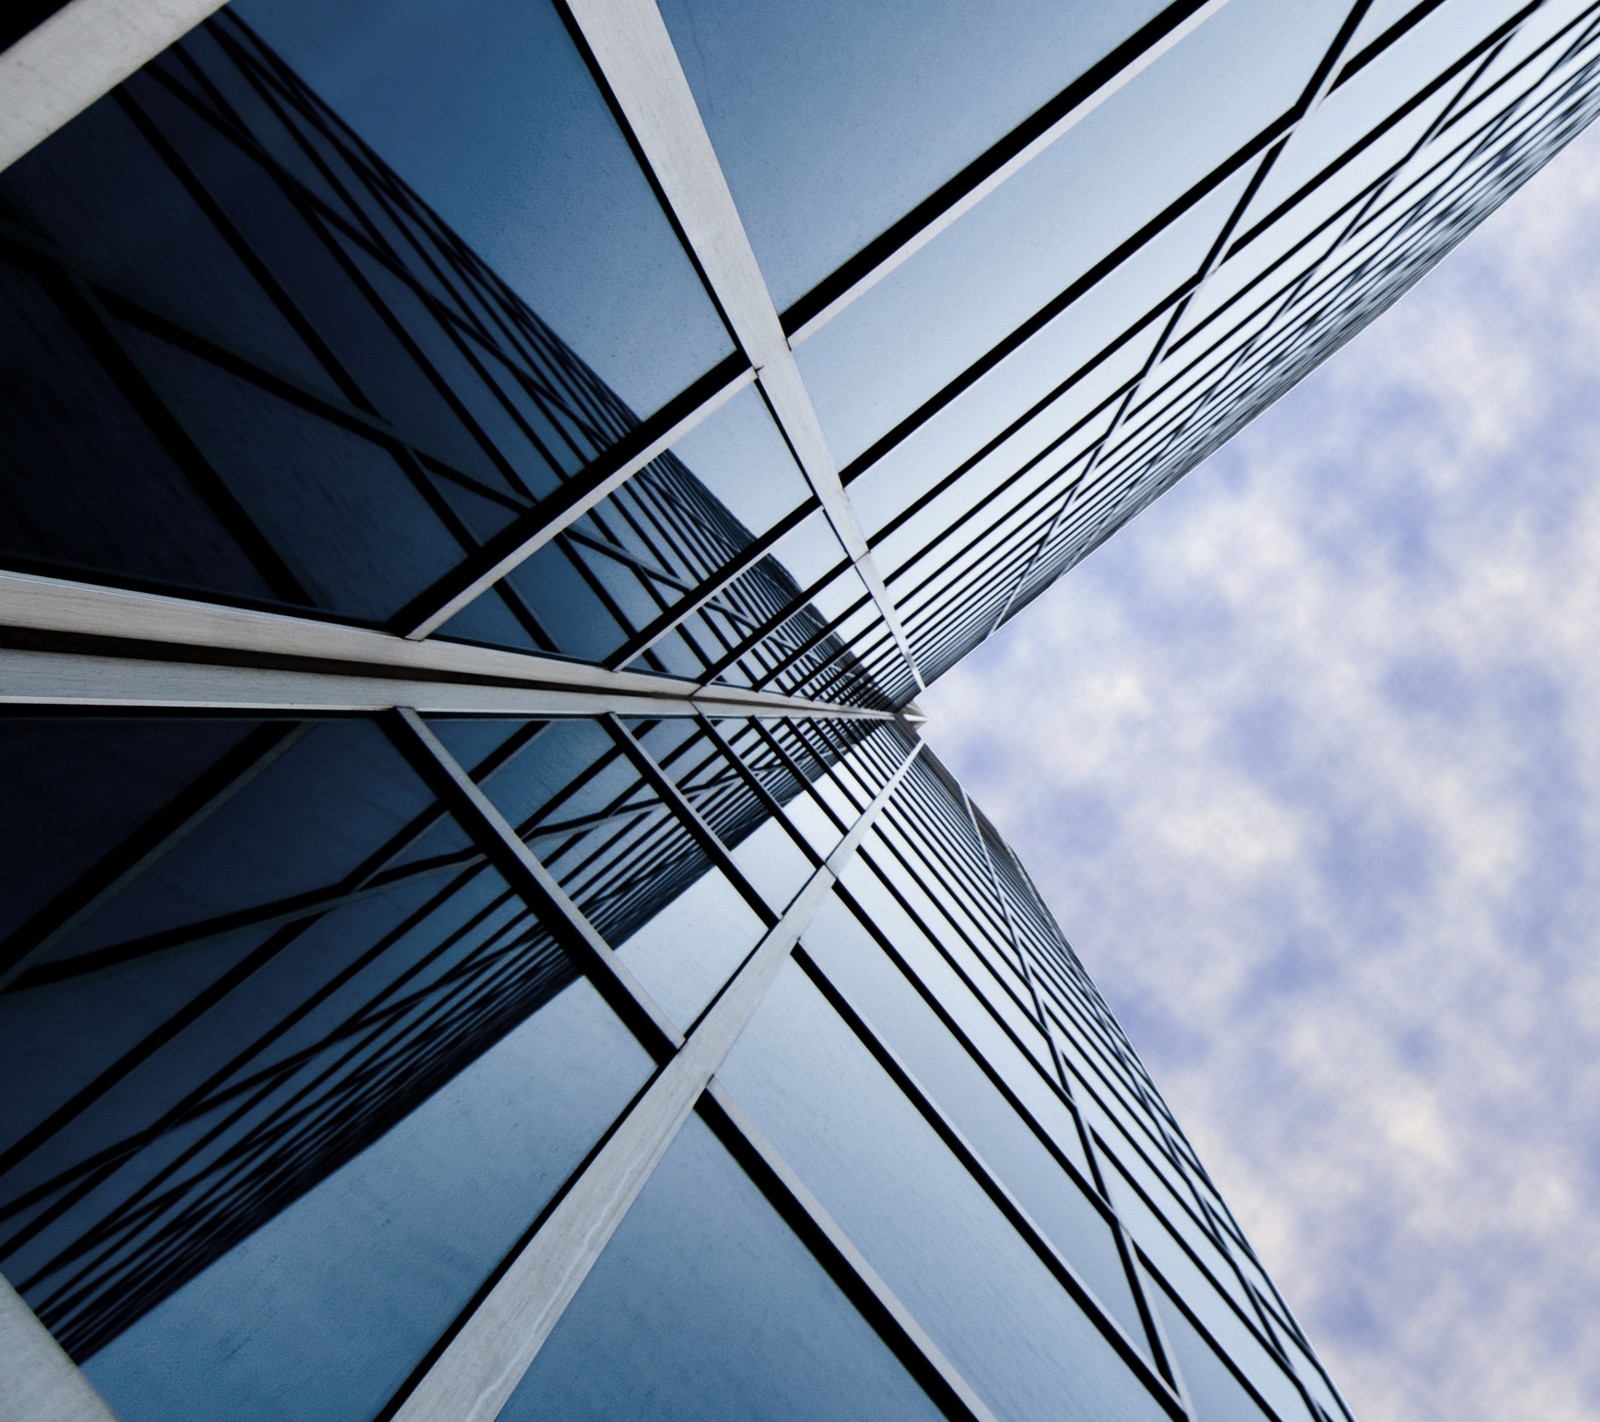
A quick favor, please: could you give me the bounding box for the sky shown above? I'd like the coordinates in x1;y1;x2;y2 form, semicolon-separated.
922;116;1600;1422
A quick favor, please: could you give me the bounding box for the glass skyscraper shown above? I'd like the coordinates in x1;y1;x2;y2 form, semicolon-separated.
3;2;1597;1419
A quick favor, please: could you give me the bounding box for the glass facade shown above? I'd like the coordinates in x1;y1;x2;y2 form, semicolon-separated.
2;2;1595;1419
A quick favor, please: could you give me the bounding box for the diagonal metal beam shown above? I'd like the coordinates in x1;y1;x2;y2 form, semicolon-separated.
0;0;227;173
388;726;923;1422
562;0;927;693
389;707;684;1059
0;1273;118;1422
0;571;893;720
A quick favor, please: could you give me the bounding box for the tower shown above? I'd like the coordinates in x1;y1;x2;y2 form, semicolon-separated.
4;2;1598;1419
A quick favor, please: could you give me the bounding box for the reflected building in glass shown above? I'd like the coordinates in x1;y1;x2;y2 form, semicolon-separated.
2;2;1596;1419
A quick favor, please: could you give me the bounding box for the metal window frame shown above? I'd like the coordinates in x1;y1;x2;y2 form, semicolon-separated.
385;720;925;1421
0;4;1584;1422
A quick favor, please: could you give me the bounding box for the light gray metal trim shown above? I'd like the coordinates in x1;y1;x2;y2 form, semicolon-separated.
0;0;226;173
394;707;684;1052
704;1078;1001;1422
1132;1247;1203;1422
0;1273;121;1422
564;0;927;691
0;648;870;719
784;0;1238;345
390;732;923;1422
0;571;892;720
403;364;755;640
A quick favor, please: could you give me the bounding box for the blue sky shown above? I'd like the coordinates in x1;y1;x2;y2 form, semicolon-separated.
924;115;1600;1422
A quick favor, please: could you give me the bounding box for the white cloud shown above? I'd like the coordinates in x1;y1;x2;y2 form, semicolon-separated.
924;118;1600;1422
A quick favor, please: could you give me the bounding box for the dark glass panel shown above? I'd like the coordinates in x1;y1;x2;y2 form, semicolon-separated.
504;1112;947;1422
0;1;69;50
237;0;733;417
80;970;650;1422
0;717;260;947
444;716;752;961
0;713;655;1420
0;258;277;601
471;422;859;701
124;325;466;621
0;87;333;390
33;720;435;958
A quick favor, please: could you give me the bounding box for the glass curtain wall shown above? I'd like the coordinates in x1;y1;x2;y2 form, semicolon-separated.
3;2;1598;1420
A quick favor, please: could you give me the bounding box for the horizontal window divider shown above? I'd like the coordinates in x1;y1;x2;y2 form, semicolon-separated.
0;571;894;720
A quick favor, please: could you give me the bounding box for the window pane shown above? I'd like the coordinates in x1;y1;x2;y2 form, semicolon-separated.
504;1112;948;1422
0;714;657;1421
617;865;767;1029
81;974;651;1422
239;0;733;416
659;0;1172;308
800;895;1150;1359
719;962;1171;1422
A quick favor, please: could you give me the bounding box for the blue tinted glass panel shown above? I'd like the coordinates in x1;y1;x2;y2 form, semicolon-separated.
0;90;333;391
659;0;1170;307
720;962;1170;1422
83;975;652;1422
1153;1279;1288;1422
730;815;818;915
0;718;261;946
0;259;278;602
504;1112;947;1422
667;382;815;536
800;895;1151;1357
617;866;766;1029
121;326;467;622
0;714;657;1420
835;854;1071;1123
237;0;734;416
801;157;1252;466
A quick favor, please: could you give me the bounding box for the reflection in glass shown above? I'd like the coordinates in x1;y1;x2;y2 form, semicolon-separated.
799;896;1150;1356
721;962;1169;1422
82;978;650;1422
238;0;733;414
0;715;655;1420
659;0;1172;309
